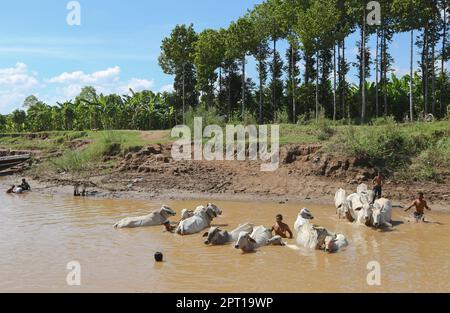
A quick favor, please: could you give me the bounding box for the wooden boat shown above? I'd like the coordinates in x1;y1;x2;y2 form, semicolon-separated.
0;154;30;172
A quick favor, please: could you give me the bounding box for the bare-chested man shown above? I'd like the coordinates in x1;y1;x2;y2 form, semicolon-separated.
372;172;383;203
405;192;431;221
272;214;293;239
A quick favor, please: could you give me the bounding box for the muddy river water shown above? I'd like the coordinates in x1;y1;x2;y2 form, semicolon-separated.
0;185;449;293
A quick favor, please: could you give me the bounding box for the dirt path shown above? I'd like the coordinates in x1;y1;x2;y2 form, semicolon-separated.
139;130;170;144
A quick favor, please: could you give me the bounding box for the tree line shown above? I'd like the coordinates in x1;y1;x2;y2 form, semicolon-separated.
159;0;450;124
1;0;449;133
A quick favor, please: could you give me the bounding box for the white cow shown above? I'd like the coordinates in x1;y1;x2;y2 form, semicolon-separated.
203;223;254;246
324;234;349;253
370;198;393;228
294;208;330;250
176;203;222;235
335;189;348;219
113;206;176;229
234;226;284;253
294;208;348;252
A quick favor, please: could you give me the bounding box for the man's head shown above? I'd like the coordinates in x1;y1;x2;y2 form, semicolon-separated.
418;192;424;200
276;214;283;223
22;178;26;183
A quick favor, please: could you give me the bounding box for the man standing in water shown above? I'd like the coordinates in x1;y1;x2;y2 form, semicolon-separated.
372;171;384;203
405;192;432;221
272;214;293;239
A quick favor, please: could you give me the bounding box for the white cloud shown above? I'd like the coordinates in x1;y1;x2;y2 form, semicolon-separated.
45;66;157;102
124;78;155;93
0;63;40;113
0;63;160;113
47;66;121;85
159;84;174;93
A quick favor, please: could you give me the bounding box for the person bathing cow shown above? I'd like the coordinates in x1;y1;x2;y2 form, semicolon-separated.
404;192;432;222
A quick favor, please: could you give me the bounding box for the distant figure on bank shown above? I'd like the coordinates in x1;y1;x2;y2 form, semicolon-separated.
272;214;293;239
405;192;432;221
74;184;86;197
372;172;384;203
20;179;31;191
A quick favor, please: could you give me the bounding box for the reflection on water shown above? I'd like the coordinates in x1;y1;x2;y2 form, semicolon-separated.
0;184;449;292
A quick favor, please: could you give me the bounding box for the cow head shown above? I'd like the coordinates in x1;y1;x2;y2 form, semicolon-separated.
235;231;256;252
324;235;338;253
358;203;373;226
180;209;194;220
371;208;392;228
206;203;222;217
203;227;221;245
267;236;285;246
160;206;176;219
300;208;314;220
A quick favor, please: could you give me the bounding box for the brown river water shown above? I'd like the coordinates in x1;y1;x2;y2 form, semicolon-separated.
0;184;449;293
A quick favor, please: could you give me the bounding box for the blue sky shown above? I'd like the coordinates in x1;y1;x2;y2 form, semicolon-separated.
0;0;445;114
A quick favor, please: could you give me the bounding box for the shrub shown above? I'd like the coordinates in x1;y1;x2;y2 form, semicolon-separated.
371;116;396;126
274;108;290;124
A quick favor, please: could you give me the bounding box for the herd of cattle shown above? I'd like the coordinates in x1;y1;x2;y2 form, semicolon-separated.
113;184;394;254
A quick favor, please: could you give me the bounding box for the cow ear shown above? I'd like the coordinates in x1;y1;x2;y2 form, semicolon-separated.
202;232;209;238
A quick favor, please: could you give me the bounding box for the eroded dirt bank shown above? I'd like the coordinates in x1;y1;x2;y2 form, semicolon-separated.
8;142;448;210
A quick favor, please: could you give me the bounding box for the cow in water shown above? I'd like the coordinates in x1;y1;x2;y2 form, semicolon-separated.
203;224;254;246
176;204;222;235
234;226;285;253
113;206;176;229
293;208;348;253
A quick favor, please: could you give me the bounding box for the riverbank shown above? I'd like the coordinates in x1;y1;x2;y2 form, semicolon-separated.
1;122;449;211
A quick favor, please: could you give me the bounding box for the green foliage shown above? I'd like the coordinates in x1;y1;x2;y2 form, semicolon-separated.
274;108;290;124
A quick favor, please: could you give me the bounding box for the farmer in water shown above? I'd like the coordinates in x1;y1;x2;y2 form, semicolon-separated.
20;178;31;191
372;171;384;203
272;214;293;239
404;192;432;222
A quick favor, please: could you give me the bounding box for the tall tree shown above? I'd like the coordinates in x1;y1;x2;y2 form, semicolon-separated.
227;17;258;119
194;29;224;106
159;24;198;123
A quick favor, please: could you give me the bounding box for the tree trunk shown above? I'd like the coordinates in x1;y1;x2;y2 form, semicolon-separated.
338;40;342;119
424;26;429;115
383;29;388;116
432;29;436;116
361;13;366;123
228;66;232;122
219;66;222;105
273;38;277;113
259;59;264;125
441;0;447;116
292;44;296;124
316;51;320;121
376;29;380;118
333;43;337;121
182;65;186;124
410;30;414;121
242;54;246;120
343;39;348;119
